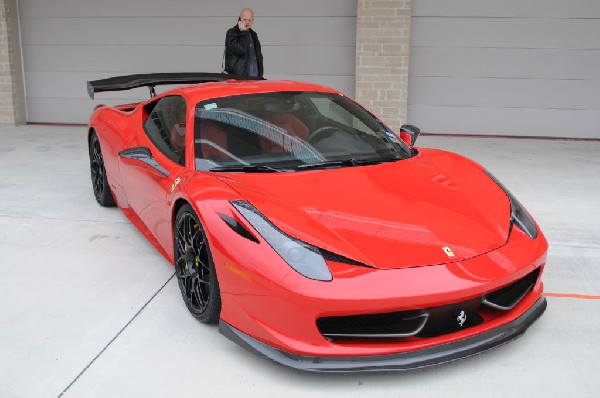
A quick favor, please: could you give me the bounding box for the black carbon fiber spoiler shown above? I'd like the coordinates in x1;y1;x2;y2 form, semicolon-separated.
87;72;263;99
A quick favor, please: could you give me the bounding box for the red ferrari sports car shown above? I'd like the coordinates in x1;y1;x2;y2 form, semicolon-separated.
87;73;547;372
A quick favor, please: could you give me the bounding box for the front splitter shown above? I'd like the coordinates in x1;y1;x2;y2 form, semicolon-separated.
219;296;547;373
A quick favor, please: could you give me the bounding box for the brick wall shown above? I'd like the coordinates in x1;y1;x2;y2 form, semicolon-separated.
0;0;23;125
355;0;412;131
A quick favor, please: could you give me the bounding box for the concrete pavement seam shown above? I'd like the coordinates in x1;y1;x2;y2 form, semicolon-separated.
57;272;176;398
0;214;130;224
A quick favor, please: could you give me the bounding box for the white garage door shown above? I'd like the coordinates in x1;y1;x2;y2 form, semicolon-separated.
408;0;600;139
18;0;356;124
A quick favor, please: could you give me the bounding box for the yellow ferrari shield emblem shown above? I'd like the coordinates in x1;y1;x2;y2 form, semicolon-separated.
170;177;181;193
442;246;455;257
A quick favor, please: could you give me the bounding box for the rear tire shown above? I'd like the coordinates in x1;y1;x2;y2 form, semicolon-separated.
174;204;221;324
89;131;116;207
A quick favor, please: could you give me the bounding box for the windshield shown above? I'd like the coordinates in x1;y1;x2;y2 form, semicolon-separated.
194;91;413;172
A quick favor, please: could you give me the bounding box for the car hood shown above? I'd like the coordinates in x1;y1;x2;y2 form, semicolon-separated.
215;149;510;269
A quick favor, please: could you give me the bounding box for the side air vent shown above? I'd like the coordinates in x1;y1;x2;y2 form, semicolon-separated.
320;249;373;268
483;267;541;311
218;213;259;243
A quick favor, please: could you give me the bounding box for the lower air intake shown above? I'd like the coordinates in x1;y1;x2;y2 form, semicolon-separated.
317;267;542;342
483;267;541;310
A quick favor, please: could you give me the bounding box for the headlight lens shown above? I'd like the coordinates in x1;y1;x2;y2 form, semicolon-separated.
231;201;332;281
485;170;538;239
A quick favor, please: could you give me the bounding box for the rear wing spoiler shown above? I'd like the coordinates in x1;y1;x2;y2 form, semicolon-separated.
87;72;263;99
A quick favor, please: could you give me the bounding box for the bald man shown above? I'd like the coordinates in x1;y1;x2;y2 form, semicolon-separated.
224;8;264;77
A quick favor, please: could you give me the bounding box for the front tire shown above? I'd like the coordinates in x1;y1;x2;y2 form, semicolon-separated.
174;204;221;324
89;131;116;207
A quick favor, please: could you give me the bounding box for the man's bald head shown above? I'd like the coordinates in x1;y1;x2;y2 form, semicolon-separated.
239;8;255;30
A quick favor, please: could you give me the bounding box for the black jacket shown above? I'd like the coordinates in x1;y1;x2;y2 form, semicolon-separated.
225;25;264;77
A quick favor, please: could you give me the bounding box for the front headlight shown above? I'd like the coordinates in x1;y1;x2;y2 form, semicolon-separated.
485;170;538;239
231;201;332;281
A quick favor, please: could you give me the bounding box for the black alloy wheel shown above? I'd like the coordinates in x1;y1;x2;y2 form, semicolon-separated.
89;131;116;207
174;204;221;323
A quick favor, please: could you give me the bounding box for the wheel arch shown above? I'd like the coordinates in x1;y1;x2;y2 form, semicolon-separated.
87;127;96;148
173;198;192;225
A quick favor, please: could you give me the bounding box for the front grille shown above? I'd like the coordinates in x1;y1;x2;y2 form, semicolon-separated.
317;267;541;342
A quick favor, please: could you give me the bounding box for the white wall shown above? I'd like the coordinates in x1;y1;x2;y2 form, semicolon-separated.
408;0;600;138
18;0;356;123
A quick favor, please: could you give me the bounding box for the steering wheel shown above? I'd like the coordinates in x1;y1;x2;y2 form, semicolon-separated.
307;126;339;144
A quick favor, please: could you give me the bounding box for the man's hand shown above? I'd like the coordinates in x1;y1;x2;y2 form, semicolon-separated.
238;20;248;31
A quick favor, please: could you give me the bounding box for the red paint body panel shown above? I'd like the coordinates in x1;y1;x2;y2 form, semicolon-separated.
213;222;546;356
87;78;548;364
214;149;510;268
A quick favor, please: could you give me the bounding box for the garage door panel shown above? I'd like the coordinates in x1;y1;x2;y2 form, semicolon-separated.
410;47;600;80
412;17;600;50
25;71;355;101
414;0;600;18
24;71;181;100
23;45;355;77
19;17;228;46
409;77;600;110
408;105;600;138
261;18;355;47
20;16;356;47
267;74;355;96
26;97;144;124
409;1;599;138
22;45;223;73
265;46;355;75
19;0;355;18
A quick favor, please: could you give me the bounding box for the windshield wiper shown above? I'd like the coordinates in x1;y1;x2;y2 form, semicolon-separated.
209;165;287;173
295;157;398;171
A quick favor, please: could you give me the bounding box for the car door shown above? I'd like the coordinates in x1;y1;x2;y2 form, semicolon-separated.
118;95;189;256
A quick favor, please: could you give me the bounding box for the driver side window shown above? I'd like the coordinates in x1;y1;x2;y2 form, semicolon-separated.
143;96;187;164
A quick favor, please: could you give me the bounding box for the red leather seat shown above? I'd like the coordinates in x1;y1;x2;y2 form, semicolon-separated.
260;114;309;153
170;122;186;155
200;120;230;160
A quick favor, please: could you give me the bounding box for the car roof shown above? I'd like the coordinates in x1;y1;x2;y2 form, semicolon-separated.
161;79;341;104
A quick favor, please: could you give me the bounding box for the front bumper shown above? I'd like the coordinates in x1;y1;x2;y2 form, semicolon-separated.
219;295;547;372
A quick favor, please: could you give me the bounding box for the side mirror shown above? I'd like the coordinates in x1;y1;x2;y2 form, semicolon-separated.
399;124;420;146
